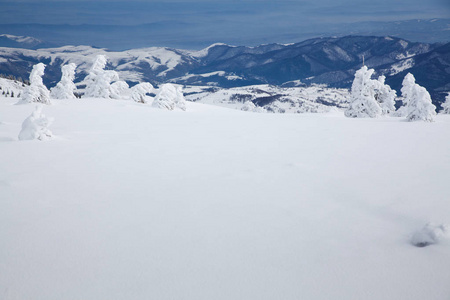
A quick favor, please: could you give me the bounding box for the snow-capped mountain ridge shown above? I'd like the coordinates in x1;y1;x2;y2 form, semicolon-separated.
0;35;448;104
0;34;41;44
0;34;55;49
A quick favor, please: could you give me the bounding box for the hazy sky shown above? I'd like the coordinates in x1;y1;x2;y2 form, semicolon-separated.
1;0;448;25
0;0;448;49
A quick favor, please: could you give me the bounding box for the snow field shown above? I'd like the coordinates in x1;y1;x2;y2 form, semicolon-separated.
1;97;450;299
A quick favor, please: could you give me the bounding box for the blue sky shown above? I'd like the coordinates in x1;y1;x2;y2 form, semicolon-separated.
0;0;449;49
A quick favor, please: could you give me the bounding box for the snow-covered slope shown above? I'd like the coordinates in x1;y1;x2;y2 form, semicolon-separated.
0;45;198;85
1;96;450;300
0;77;26;98
184;84;349;113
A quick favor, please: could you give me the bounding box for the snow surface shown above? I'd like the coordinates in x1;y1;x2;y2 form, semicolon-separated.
1;96;450;300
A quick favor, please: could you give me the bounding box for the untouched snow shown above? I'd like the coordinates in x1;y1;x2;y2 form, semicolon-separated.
1;97;450;300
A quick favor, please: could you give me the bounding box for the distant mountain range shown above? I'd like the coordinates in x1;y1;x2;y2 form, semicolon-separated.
0;34;56;49
0;18;448;50
0;34;448;106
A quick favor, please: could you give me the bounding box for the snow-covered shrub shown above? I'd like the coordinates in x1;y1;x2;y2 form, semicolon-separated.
152;84;186;111
345;66;382;118
50;63;77;99
241;101;266;113
411;223;449;247
401;73;436;122
441;93;450;114
83;55;120;98
18;106;53;141
20;63;51;104
131;82;154;103
110;81;129;99
374;75;396;115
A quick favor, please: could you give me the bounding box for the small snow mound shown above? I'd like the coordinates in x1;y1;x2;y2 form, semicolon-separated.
411;223;449;247
18;106;53;141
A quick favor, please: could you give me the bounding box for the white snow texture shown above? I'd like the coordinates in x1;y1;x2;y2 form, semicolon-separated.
50;63;77;99
18;105;53;141
20;63;51;104
1;92;450;300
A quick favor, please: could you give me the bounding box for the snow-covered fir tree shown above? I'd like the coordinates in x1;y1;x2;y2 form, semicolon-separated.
110;81;129;99
374;75;396;115
345;66;382;118
20;63;51;104
18;106;53;141
131;82;154;103
83;55;120;98
152;84;186;111
50;63;77;99
441;93;450;114
401;73;436;122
